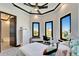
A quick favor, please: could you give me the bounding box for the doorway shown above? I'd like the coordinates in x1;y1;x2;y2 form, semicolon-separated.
0;11;17;52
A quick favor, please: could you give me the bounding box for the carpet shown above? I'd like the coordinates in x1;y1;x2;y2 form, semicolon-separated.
0;47;19;56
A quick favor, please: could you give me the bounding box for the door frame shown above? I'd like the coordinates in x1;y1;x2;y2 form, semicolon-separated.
0;11;17;52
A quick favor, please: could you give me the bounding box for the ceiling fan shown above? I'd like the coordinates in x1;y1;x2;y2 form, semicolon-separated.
24;3;48;14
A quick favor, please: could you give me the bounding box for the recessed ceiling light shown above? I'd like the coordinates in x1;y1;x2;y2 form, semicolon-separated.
34;15;38;19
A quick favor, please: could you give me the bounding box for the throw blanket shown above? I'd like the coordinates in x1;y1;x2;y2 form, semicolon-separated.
55;42;70;56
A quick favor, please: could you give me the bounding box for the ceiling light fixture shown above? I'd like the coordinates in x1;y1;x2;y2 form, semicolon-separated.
34;15;38;19
34;6;39;11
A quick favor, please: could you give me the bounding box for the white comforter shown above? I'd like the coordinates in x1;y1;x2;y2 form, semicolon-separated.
18;42;49;56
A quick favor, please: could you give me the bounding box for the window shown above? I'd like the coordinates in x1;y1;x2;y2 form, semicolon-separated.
60;13;71;41
45;21;53;38
32;22;40;37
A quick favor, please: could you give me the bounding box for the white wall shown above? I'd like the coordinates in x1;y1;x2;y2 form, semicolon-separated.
57;4;78;38
1;3;77;44
0;3;31;45
30;3;78;42
30;15;44;40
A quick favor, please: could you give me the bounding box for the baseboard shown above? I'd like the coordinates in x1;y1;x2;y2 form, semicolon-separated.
15;45;21;47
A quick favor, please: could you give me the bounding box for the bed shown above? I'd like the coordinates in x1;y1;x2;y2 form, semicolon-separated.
16;42;70;56
17;42;49;56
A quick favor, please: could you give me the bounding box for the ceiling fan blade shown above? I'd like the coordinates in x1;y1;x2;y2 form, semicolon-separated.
24;3;30;6
28;3;35;7
41;3;48;7
39;6;48;9
24;3;48;9
36;3;38;6
37;10;41;14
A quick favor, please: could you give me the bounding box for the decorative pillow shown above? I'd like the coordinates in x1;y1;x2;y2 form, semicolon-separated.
71;45;79;56
70;39;79;56
70;39;79;48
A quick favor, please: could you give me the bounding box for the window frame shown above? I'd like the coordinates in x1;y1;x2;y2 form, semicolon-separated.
32;22;40;38
45;21;53;38
60;13;71;41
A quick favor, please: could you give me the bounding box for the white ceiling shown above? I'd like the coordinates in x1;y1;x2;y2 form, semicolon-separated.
13;3;59;14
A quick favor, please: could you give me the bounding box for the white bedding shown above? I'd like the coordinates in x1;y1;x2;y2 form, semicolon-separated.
18;42;49;56
55;42;70;56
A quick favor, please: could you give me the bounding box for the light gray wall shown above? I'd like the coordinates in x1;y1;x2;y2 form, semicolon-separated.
30;3;78;41
0;3;31;45
30;15;44;40
78;4;79;37
57;4;78;38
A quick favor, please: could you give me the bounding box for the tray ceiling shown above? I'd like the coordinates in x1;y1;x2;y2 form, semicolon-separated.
12;3;60;15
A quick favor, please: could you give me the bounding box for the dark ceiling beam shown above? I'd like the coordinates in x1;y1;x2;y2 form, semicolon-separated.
12;3;41;15
42;3;61;15
30;12;42;15
12;3;61;15
12;3;31;14
53;3;61;11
